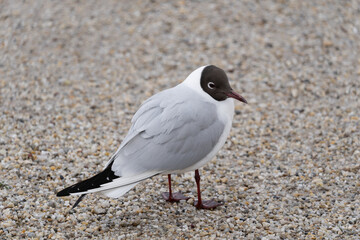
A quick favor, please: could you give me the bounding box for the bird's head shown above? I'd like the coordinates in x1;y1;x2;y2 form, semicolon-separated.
183;65;247;104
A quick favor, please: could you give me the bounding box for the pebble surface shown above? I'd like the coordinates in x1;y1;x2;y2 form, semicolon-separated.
1;0;359;239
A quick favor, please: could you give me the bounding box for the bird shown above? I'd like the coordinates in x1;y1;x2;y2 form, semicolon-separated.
57;65;247;210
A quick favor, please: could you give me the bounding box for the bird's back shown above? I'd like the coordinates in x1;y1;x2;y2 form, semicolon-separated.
110;84;226;176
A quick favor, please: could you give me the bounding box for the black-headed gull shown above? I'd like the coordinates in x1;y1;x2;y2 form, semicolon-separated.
57;65;247;209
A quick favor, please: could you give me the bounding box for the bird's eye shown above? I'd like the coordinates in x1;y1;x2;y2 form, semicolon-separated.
208;82;215;89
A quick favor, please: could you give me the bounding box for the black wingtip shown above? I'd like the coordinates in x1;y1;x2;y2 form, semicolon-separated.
56;160;119;198
56;189;70;197
72;194;87;209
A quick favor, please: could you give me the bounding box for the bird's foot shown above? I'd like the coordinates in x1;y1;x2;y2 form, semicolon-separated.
161;192;190;202
194;199;223;209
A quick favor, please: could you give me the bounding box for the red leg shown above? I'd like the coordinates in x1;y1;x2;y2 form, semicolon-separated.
161;174;190;202
194;169;223;209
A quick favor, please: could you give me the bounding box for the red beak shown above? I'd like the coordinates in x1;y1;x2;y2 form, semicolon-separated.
226;90;247;104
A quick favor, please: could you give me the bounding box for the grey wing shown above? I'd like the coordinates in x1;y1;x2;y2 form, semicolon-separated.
111;85;225;176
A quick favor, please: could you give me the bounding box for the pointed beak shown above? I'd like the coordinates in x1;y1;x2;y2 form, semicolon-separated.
226;90;247;104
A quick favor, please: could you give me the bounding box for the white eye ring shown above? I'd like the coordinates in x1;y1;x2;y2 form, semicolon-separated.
208;82;215;89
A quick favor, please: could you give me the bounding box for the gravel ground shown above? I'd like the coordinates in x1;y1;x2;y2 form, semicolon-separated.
1;0;359;239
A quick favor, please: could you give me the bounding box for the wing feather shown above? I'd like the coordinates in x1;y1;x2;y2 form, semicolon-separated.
111;84;225;176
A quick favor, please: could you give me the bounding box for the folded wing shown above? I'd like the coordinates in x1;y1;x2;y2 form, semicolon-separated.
111;84;225;176
58;85;225;197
